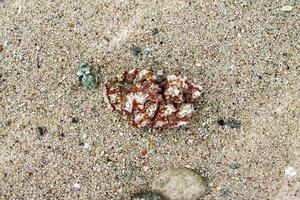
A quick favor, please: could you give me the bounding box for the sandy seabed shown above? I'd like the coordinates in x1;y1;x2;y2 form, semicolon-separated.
0;0;299;199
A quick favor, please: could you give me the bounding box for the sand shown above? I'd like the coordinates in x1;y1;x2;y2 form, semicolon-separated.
0;0;299;199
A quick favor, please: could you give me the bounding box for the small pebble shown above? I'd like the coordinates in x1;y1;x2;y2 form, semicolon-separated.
284;166;297;178
100;151;105;157
0;1;4;11
152;168;206;200
187;138;193;144
144;48;153;57
83;143;91;150
76;63;99;90
131;45;143;56
143;165;149;172
93;164;101;173
217;119;225;126
82;106;91;113
126;162;136;181
220;186;231;197
156;69;164;76
281;5;293;12
229;163;241;171
71;117;79;123
74;183;80;190
152;28;159;35
37;127;47;136
226;118;241;129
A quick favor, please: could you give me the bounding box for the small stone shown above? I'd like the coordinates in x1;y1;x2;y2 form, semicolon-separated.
83;143;91;150
281;5;293;12
74;183;80;190
0;1;4;11
226;118;241;129
131;45;143;56
152;168;206;200
37;127;47;136
152;28;159;35
284;166;297;178
100;151;105;157
229;163;241;171
130;191;162;200
144;48;153;57
217;119;225;126
71;117;79;123
143;165;149;172
82;106;91;113
93;164;101;173
185;165;192;169
76;63;99;90
187;138;193;144
156;69;164;76
220;186;231;197
126;162;136;181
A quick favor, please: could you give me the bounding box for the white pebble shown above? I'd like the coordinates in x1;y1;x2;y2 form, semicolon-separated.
93;164;102;172
83;143;91;150
100;151;105;157
156;69;164;76
284;166;297;178
187;138;193;144
143;165;149;172
74;183;80;190
281;5;293;12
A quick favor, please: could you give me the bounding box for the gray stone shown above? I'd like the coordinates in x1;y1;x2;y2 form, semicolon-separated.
76;63;99;90
152;168;206;200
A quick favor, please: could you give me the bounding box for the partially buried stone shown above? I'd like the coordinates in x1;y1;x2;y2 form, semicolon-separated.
152;168;206;200
76;63;99;90
229;163;241;171
37;127;47;136
226;118;241;129
281;5;293;12
130;191;163;200
131;45;143;56
220;186;231;197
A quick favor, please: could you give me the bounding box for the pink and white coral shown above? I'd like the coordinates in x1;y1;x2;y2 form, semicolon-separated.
104;68;202;129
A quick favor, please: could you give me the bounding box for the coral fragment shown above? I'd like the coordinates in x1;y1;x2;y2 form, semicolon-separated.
104;68;202;129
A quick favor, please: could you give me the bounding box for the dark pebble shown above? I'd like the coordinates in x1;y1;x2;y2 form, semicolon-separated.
71;117;79;123
226;118;241;129
37;127;47;136
131;45;143;56
152;28;159;35
229;163;241;171
220;187;231;197
217;119;225;126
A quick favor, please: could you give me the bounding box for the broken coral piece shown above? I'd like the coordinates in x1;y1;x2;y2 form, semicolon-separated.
104;68;202;129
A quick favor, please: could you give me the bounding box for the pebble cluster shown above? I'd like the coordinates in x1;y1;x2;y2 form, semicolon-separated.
104;68;202;129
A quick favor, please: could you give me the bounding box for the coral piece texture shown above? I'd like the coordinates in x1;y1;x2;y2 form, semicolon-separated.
104;68;202;129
